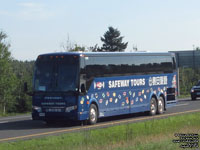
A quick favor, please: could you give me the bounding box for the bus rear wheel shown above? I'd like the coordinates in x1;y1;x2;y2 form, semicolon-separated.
157;97;164;114
89;104;98;125
149;97;157;116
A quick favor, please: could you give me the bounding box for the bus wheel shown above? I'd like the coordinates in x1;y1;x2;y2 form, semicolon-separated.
149;97;157;116
157;97;164;114
89;104;98;125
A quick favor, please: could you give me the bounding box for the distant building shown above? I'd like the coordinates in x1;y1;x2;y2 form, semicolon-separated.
170;50;200;68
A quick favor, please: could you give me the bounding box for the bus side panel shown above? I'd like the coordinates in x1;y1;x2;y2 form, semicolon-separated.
77;95;89;121
78;73;177;120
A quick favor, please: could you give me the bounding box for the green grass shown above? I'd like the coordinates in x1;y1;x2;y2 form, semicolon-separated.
0;112;200;150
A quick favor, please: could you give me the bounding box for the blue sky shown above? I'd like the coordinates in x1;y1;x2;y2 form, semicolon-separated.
1;0;200;60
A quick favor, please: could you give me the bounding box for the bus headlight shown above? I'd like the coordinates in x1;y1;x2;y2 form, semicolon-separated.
191;89;194;93
32;106;42;113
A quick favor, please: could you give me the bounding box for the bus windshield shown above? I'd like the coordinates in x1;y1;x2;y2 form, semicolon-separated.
34;55;79;92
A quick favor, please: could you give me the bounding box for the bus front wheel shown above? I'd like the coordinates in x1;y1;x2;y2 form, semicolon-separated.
149;97;157;116
89;104;98;125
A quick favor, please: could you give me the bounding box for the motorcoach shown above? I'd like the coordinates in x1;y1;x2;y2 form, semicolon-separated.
26;52;178;124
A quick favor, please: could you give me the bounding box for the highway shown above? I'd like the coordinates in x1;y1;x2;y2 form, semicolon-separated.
0;98;200;142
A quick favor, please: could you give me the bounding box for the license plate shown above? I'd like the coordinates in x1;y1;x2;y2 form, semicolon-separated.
39;113;45;117
45;108;63;112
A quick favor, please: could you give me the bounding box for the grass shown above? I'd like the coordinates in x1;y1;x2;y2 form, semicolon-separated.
0;112;199;150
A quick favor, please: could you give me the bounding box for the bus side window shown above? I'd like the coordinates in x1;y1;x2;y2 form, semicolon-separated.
172;57;177;71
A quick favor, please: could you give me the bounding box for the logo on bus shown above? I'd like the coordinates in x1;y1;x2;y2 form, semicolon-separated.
94;82;105;90
172;75;177;88
148;76;168;86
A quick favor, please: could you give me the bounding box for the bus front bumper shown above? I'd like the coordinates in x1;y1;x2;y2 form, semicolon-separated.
32;111;89;122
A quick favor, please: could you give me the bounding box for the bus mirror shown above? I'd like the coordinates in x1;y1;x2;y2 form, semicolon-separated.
80;84;86;93
24;82;28;93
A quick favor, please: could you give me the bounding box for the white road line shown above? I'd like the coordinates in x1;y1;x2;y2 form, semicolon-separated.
175;103;189;107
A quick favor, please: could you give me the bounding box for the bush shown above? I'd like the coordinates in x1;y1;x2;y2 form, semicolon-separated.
179;67;200;95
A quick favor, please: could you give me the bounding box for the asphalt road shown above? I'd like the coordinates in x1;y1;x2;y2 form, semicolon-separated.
0;98;200;143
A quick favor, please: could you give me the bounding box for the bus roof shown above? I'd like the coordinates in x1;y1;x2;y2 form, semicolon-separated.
38;51;175;58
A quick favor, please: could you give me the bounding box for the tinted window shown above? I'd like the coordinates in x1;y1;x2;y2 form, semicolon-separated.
85;55;173;78
34;55;79;92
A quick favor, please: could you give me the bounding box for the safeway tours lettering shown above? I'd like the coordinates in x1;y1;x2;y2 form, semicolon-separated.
94;76;168;90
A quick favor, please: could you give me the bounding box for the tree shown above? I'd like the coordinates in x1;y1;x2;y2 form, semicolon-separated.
11;60;34;113
71;44;86;52
0;31;17;114
195;47;200;51
100;26;128;52
88;44;101;52
61;35;86;52
179;67;200;96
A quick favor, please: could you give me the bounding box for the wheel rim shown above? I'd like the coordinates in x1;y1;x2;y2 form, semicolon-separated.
158;99;163;112
151;101;156;114
90;108;96;122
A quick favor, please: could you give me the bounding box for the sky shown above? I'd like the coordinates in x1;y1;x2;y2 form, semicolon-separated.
1;0;200;61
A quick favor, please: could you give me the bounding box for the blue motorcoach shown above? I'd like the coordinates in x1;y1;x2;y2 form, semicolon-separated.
29;52;177;124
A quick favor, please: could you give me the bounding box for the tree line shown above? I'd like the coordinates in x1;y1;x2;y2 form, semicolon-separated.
179;68;200;96
0;31;34;115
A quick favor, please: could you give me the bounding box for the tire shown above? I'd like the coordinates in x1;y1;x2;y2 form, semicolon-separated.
89;104;98;125
157;97;164;114
149;97;157;116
